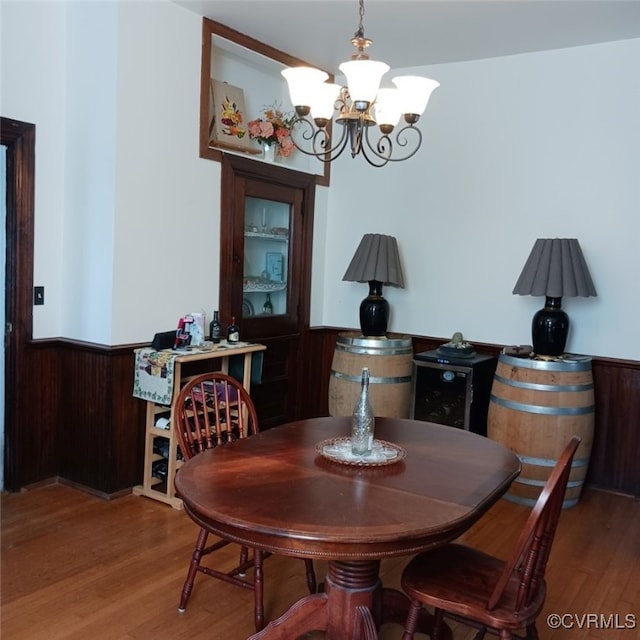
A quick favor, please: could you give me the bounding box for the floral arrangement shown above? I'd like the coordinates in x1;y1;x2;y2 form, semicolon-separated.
248;104;296;157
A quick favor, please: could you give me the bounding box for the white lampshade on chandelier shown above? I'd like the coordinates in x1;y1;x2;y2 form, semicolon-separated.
281;0;439;167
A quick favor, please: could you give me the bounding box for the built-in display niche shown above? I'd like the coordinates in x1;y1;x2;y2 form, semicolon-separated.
199;18;331;186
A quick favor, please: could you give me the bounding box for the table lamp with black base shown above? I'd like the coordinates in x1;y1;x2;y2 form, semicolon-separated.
343;234;405;337
512;238;597;359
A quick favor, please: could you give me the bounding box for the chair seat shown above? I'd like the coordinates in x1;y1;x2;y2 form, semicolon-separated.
400;436;579;640
401;544;546;633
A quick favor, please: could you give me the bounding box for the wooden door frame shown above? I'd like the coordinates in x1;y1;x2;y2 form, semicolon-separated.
219;154;315;425
2;116;35;490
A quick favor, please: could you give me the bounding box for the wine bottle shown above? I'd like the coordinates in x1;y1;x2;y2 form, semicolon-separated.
262;293;273;315
226;316;240;344
209;310;222;344
351;367;374;456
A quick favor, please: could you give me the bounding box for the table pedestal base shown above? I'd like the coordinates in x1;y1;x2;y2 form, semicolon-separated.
248;560;450;640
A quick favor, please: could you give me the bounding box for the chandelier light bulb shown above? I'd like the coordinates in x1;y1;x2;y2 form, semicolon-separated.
338;59;389;107
373;88;402;129
392;75;440;117
281;66;329;113
310;82;342;124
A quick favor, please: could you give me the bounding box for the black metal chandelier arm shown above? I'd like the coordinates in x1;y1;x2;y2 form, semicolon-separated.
345;119;364;158
359;134;392;167
289;116;351;163
363;123;423;163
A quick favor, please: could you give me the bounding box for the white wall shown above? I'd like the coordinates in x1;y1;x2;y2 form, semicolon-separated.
323;39;640;360
2;0;222;344
62;1;118;344
2;1;639;360
110;1;218;343
1;0;67;339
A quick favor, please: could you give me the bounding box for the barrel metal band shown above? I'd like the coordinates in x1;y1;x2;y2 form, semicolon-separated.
498;353;592;372
490;394;595;416
330;370;413;385
334;343;412;357
517;454;590;468
493;373;594;393
504;493;579;509
513;476;584;489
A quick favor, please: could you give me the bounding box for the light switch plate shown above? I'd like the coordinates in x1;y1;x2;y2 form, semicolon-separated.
34;286;44;305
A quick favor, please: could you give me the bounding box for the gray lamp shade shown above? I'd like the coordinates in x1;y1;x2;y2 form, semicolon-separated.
512;238;596;298
342;234;405;287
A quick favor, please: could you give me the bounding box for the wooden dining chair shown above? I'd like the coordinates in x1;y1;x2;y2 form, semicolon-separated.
400;435;581;640
174;372;316;631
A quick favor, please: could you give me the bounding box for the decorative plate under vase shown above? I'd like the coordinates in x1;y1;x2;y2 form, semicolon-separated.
315;437;406;467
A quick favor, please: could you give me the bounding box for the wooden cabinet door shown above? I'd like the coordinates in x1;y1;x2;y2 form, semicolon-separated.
220;155;315;426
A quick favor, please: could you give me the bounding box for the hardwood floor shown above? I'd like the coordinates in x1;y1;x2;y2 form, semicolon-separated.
2;484;639;639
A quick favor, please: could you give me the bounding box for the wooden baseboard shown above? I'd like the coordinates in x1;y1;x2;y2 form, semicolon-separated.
57;477;133;501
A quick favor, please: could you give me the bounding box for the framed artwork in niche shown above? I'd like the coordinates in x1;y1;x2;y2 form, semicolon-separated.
209;80;259;154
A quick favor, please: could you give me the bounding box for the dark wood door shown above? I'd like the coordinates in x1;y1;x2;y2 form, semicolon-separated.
220;155;315;427
2;117;38;490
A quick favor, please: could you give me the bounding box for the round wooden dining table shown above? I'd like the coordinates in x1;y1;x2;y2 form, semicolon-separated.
174;416;520;640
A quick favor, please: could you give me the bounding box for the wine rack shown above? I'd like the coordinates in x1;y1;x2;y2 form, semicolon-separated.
132;342;266;509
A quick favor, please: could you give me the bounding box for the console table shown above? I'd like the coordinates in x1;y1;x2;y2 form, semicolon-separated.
132;342;266;508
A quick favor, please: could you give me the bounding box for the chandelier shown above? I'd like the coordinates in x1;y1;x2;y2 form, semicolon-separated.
281;0;439;167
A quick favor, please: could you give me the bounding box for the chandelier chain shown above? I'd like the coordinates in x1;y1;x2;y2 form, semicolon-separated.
357;0;365;37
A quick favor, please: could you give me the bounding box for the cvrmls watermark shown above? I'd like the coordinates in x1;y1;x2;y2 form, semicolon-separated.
547;613;637;630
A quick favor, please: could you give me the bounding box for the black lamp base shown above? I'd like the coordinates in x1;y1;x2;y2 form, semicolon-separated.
359;281;389;337
532;296;569;358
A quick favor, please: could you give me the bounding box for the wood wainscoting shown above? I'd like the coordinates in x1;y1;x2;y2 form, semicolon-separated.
5;329;639;497
6;338;146;496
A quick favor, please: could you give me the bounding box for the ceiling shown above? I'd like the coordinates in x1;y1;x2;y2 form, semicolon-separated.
173;0;640;72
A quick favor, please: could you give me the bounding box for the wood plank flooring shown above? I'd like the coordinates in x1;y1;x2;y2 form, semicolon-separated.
2;484;639;639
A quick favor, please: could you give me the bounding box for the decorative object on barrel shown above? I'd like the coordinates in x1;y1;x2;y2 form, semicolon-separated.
436;332;476;358
280;0;439;167
512;238;597;359
342;233;405;337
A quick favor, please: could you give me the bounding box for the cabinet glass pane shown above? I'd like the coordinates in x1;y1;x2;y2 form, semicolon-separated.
243;197;291;318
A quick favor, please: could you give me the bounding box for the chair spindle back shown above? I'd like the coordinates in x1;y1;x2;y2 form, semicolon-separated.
487;435;581;613
175;372;259;460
